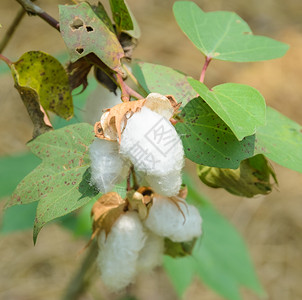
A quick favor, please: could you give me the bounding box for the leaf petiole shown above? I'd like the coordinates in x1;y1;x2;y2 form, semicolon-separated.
199;56;212;83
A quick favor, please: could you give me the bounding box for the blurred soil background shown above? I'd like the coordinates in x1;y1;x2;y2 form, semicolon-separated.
0;0;302;299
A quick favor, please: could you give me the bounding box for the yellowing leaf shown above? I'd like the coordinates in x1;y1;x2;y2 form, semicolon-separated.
11;51;73;120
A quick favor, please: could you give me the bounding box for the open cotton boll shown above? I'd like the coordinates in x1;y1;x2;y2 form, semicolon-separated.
120;106;184;178
144;170;182;196
90;138;130;193
83;85;122;125
97;212;147;292
137;231;164;273
144;196;202;242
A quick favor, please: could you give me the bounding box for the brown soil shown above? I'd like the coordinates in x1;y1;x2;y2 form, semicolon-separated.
0;0;302;299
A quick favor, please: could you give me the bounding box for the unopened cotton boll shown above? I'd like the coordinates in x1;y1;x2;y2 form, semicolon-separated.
83;85;122;125
97;212;147;292
137;231;164;273
89;138;130;193
120;106;184;178
144;197;202;242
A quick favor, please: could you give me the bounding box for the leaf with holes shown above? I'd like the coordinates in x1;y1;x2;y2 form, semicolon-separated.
11;51;73;119
188;78;266;140
109;0;133;31
255;107;302;173
175;98;255;168
173;1;288;62
59;2;124;73
6;123;100;243
132;62;196;105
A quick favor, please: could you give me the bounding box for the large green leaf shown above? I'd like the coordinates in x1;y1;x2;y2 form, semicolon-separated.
6;123;100;243
164;174;265;299
175;97;255;168
173;1;289;62
163;255;195;296
255;107;302;173
188;78;266;140
59;2;124;73
132;62;196;105
109;0;133;31
11;51;73;119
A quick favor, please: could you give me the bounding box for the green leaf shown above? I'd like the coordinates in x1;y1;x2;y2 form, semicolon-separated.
123;1;141;39
0;202;37;234
11;51;73;119
92;2;115;33
166;174;265;299
173;1;289;62
188;78;266;140
0;152;40;198
109;0;133;31
59;2;124;73
132;62;196;105
6;123;100;243
255;107;302;173
175;98;255;168
163;255;195;296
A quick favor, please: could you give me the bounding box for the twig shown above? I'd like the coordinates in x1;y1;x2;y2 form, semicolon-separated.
199;56;212;83
62;241;99;300
15;0;60;31
39;104;53;128
16;86;52;138
0;7;26;53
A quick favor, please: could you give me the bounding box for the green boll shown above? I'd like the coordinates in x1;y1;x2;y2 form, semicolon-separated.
198;154;277;198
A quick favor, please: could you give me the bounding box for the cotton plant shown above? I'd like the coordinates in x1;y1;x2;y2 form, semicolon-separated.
88;92;203;291
3;0;295;299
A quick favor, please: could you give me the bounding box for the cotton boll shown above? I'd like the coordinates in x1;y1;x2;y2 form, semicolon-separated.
137;231;164;273
83;85;122;125
120;106;184;179
97;212;147;292
144;170;182;196
90;138;130;193
144;197;202;242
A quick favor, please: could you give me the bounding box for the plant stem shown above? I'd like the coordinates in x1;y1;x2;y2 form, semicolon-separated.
15;0;60;31
116;73;144;101
199;56;212;83
62;241;99;300
123;64;148;97
0;53;12;66
0;7;26;53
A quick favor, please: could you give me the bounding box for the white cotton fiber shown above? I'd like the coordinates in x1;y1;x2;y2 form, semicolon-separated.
83;85;122;125
97;212;147;292
144;170;182;196
144;196;202;242
89;138;130;193
136;231;164;273
119;106;184;178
